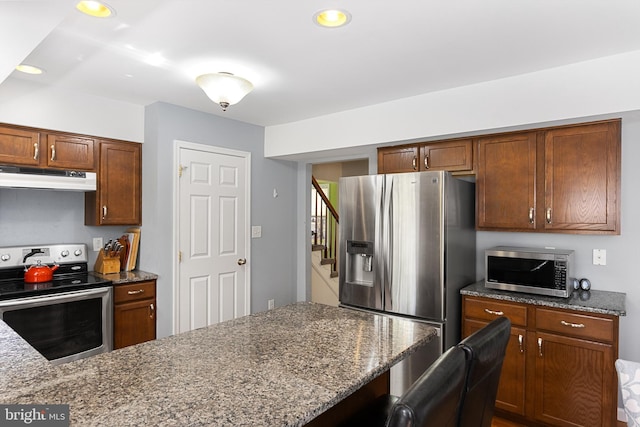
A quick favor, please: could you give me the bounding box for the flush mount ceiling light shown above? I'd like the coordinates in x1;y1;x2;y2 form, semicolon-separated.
15;64;44;75
314;9;351;28
196;72;254;111
76;1;114;18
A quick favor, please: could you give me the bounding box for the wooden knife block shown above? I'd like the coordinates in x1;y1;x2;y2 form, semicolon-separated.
94;250;121;274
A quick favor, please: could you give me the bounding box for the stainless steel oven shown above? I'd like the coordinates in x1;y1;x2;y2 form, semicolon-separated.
0;286;112;364
0;244;113;365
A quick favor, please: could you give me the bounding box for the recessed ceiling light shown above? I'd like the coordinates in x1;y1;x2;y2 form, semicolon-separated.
15;64;44;75
314;9;351;28
76;1;114;18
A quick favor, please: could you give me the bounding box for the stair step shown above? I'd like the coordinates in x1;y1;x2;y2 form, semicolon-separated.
311;244;325;252
321;258;335;265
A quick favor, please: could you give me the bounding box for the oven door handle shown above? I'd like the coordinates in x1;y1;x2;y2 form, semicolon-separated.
0;287;111;309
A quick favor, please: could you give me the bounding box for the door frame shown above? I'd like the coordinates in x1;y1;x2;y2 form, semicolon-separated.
172;139;251;334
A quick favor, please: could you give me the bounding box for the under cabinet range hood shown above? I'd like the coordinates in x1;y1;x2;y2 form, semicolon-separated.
0;165;97;191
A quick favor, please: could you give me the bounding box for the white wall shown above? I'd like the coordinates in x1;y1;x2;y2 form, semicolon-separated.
0;78;144;142
0;79;144;261
265;50;640;158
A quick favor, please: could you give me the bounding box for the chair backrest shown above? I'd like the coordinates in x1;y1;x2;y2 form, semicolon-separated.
615;358;640;427
385;346;467;427
457;316;511;427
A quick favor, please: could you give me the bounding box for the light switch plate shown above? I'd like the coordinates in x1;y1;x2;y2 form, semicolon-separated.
251;226;262;238
593;249;606;266
93;237;103;251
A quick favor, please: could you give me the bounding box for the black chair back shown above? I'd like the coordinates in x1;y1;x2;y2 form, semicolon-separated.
457;316;511;427
385;346;467;427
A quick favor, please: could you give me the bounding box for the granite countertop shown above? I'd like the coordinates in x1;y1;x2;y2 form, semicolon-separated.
0;302;436;426
90;270;158;284
461;280;626;316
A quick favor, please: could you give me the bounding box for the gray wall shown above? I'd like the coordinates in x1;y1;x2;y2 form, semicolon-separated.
474;113;640;362
0;189;129;262
141;102;298;338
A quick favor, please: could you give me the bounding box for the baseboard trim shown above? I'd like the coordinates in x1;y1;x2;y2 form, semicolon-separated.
618;407;627;423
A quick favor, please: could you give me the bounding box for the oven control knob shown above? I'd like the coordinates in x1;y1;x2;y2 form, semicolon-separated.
74;249;82;257
61;250;70;257
0;254;10;262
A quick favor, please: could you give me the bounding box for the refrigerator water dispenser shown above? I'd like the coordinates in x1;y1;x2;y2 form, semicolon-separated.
345;240;374;287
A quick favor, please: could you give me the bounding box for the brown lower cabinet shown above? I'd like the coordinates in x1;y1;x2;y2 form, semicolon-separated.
113;280;156;349
462;295;618;427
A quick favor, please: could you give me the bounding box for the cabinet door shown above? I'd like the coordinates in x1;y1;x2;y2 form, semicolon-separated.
114;298;156;349
476;132;537;230
420;139;473;172
463;319;527;416
46;134;96;170
86;141;141;225
543;121;620;234
377;146;418;173
534;331;616;427
0;125;41;166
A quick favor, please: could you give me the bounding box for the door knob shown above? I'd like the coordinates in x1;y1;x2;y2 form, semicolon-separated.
237;258;247;265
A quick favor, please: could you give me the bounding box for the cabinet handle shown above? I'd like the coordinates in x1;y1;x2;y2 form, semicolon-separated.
412;157;417;170
33;142;39;160
149;303;155;318
546;208;552;224
529;207;534;224
538;337;543;357
102;205;107;219
560;320;585;328
50;144;56;161
484;308;504;316
127;289;145;295
424;155;430;169
518;334;524;353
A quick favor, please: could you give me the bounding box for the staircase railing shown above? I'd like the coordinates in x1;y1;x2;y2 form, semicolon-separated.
311;176;339;277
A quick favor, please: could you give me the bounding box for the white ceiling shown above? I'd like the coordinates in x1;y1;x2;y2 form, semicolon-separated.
3;0;640;127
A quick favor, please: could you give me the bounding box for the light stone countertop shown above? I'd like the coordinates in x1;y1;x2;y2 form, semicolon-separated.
90;270;158;285
0;302;436;426
461;281;626;316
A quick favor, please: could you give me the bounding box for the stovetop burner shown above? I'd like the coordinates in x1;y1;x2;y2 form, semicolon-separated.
0;243;112;301
0;273;111;301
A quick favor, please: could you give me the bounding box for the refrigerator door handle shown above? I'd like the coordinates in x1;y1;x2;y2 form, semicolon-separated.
382;175;394;310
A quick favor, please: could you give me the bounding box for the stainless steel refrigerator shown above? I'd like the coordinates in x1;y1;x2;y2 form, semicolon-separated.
338;170;475;395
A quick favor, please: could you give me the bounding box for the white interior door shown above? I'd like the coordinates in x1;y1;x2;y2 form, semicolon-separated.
175;141;250;334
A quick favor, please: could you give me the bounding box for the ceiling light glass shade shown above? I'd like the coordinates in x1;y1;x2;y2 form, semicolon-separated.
196;73;254;111
76;1;114;18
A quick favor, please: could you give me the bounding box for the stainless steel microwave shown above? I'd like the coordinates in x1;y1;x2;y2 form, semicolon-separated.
485;246;574;298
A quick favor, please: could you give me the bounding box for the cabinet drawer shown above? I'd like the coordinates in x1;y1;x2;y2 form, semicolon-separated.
464;296;527;327
535;308;614;342
114;281;156;304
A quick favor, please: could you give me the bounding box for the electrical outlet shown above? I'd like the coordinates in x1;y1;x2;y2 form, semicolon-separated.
93;237;104;251
268;299;274;310
593;249;607;266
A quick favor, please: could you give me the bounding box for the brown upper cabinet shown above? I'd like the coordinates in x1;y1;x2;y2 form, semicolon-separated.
0;125;41;166
85;140;142;226
476;120;621;234
377;138;473;174
377;145;419;173
0;124;96;170
46;134;96;170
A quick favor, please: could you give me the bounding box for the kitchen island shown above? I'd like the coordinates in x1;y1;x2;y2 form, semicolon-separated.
0;302;436;426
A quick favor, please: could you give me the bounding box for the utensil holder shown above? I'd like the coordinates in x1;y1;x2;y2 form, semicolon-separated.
94;250;121;274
